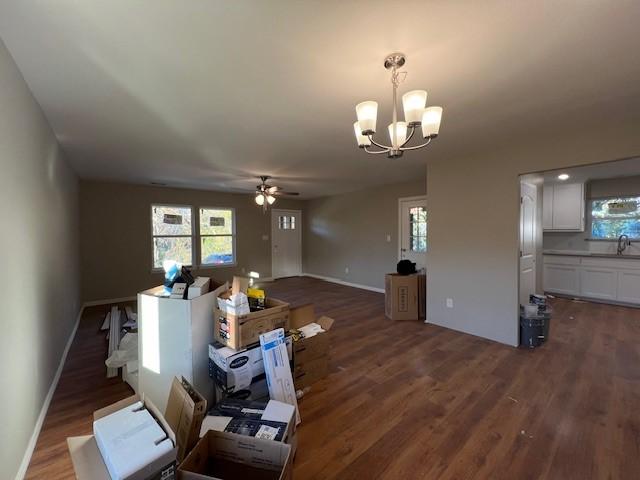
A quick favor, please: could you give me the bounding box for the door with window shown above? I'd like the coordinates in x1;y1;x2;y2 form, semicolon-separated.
271;209;302;279
399;197;427;270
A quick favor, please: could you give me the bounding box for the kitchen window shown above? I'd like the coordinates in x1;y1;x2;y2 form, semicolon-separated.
199;207;236;266
151;205;194;269
591;196;640;239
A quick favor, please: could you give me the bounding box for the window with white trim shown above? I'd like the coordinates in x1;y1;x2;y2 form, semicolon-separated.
151;205;194;269
591;196;640;239
199;207;236;266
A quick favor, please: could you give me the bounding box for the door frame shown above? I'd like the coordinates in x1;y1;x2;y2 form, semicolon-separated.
519;182;538;306
271;208;303;279
398;195;427;262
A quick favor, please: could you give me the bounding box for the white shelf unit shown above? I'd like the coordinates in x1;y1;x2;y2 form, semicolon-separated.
544;255;640;305
137;283;226;412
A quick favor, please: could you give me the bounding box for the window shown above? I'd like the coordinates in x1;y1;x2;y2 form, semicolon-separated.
151;205;194;269
409;206;427;252
591;196;640;239
199;208;235;266
278;215;296;230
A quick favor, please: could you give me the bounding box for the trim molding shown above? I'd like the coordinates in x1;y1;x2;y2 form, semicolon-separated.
15;304;84;480
302;273;385;293
83;296;136;307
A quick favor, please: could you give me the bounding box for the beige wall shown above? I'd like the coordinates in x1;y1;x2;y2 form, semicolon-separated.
79;181;304;301
0;39;80;479
302;179;426;290
427;125;640;346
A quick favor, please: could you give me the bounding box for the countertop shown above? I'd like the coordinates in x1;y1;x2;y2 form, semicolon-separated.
543;249;640;260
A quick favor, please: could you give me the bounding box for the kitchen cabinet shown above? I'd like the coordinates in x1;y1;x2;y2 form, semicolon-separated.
542;183;585;232
544;254;640;305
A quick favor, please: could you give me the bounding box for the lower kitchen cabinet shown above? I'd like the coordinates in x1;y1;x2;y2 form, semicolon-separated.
544;255;640;305
579;267;618;300
617;270;640;304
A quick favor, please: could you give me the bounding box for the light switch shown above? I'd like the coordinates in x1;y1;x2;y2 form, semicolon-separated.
386;234;392;243
262;234;269;241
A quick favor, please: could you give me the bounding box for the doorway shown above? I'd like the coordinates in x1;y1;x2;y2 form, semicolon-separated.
399;196;427;270
519;182;538;305
271;209;302;279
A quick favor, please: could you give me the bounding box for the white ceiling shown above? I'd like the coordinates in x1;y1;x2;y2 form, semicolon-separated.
1;1;639;197
542;156;640;185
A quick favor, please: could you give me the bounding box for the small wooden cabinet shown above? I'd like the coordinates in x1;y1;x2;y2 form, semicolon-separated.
542;183;585;232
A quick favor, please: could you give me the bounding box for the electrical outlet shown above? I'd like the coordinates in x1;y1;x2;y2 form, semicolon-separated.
345;267;349;275
262;234;269;241
446;298;453;308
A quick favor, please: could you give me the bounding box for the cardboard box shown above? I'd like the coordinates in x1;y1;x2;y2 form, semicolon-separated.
208;340;292;395
187;277;210;300
385;273;421;321
417;273;426;320
215;293;290;350
200;399;296;444
67;395;177;480
214;377;269;403
260;329;300;426
232;275;250;295
289;304;334;389
179;430;291;480
164;377;207;462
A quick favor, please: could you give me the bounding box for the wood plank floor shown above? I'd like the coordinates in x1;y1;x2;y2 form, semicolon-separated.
26;277;640;479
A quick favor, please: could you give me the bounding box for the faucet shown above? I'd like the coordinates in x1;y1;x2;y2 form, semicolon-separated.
617;234;630;255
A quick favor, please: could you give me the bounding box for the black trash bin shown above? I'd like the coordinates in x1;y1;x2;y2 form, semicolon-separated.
519;307;551;348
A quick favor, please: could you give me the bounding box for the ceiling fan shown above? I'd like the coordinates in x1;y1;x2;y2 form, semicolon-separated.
252;176;299;210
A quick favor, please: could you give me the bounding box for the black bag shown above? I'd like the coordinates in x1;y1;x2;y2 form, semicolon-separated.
397;260;417;275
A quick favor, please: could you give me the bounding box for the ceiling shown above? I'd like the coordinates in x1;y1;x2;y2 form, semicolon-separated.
542;156;640;185
1;1;639;198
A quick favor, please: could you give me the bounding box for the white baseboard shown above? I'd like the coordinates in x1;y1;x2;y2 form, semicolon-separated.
15;304;84;480
83;296;136;307
302;272;385;293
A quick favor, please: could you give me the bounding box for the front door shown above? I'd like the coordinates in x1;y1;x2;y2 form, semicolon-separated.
271;209;302;279
520;182;537;305
399;197;427;271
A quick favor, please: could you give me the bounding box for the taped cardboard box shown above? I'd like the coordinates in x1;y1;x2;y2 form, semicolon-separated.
164;377;207;462
67;395;177;480
215;294;290;350
385;273;422;321
289;304;334;389
179;430;292;480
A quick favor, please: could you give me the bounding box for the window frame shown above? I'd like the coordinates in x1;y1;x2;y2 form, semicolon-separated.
150;204;195;272
589;195;640;240
197;206;237;269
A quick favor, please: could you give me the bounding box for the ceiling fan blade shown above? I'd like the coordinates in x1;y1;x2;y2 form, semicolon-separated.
274;191;300;196
266;186;279;194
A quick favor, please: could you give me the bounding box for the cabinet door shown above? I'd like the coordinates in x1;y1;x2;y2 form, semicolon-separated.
544;264;580;295
580;267;618;300
542;186;554;230
552;183;584;231
617;270;640;304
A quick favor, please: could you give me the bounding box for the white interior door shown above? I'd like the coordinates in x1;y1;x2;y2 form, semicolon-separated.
520;182;537;305
271;209;302;279
399;197;427;270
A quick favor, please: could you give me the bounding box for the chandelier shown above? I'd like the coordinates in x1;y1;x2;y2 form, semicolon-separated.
353;52;443;158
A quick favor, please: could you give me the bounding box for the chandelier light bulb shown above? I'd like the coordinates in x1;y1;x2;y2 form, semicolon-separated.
421;106;443;138
255;193;265;205
402;90;427;126
353;121;372;147
388;122;408;148
267;195;276;205
355;101;378;135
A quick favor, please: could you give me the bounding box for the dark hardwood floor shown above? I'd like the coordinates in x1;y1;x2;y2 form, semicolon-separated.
26;277;640;479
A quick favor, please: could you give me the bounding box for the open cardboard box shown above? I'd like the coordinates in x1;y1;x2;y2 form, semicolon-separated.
67;395;177;480
289;304;334;389
67;377;206;479
179;430;292;480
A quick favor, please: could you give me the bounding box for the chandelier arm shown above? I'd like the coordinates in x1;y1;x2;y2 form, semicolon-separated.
400;126;416;147
399;137;433;151
364;146;390;155
367;135;392;151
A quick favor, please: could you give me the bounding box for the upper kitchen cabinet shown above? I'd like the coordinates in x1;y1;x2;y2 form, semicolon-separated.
542;182;585;232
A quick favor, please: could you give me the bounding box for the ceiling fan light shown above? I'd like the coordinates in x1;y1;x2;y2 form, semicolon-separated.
421;106;443;138
388;121;408;147
266;195;276;205
255;193;265;205
353;121;371;148
355;101;378;135
402;90;427;126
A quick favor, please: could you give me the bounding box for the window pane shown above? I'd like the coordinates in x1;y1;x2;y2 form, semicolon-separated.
153;237;192;268
201;236;234;265
152;205;192;235
592;218;640;239
591;197;640;238
200;208;233;235
410;236;427;252
290;216;296;230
